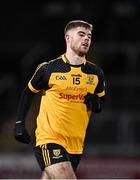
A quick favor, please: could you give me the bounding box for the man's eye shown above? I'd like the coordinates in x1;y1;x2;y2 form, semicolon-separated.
79;33;84;37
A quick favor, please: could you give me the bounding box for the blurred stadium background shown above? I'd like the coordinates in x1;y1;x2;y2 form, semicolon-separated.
0;0;140;178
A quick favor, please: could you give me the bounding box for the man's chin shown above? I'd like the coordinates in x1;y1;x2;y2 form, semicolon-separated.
78;50;88;57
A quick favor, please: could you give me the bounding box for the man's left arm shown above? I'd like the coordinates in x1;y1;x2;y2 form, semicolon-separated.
85;68;106;113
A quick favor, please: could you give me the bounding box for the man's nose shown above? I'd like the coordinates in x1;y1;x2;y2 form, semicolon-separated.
84;37;90;42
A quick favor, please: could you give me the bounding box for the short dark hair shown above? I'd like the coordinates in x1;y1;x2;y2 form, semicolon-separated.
64;20;93;34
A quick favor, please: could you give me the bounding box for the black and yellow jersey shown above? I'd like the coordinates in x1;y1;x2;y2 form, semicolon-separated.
28;54;105;154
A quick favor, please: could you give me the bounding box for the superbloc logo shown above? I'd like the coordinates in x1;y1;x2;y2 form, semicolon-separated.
59;93;84;101
56;75;67;80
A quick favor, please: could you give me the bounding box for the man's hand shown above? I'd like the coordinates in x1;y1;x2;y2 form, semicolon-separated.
84;93;101;113
14;121;31;144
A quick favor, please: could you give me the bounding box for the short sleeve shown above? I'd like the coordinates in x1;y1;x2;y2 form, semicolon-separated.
28;62;49;93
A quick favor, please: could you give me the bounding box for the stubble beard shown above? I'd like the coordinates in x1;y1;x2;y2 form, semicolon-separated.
77;47;89;57
73;47;89;57
70;42;89;57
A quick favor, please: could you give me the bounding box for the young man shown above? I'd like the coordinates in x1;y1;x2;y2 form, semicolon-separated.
14;20;106;179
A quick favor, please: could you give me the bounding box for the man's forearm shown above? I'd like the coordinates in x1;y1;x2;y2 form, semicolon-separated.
16;86;34;126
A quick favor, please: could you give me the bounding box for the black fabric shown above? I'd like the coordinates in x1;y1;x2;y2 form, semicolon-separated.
16;86;34;126
14;124;31;144
14;86;34;143
30;62;50;91
84;93;105;113
34;143;82;172
69;153;82;172
81;61;103;75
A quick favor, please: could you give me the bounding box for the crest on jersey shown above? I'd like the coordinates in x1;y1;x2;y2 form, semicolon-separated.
53;149;61;156
86;75;94;85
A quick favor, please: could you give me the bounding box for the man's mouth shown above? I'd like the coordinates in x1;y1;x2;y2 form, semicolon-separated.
82;43;88;48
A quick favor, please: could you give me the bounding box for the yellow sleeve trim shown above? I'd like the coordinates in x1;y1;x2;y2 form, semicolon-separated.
28;81;40;93
97;91;105;97
61;54;67;63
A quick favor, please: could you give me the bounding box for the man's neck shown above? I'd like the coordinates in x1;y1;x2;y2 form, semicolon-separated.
65;50;86;65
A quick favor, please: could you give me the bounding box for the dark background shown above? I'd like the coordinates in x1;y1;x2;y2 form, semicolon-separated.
0;0;140;178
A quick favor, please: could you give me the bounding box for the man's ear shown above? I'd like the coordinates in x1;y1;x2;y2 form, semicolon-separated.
65;34;70;43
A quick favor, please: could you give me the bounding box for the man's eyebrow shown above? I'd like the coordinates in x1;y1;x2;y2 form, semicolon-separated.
78;31;92;36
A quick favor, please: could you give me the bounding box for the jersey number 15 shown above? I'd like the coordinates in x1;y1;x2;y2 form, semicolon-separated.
73;77;80;85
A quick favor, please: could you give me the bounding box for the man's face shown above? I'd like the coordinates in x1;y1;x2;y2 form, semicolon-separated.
66;27;92;56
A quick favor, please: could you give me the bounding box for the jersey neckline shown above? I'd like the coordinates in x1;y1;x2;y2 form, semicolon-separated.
61;54;86;67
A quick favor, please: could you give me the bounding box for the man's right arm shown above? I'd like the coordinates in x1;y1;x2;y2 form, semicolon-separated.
14;86;35;144
14;62;49;144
